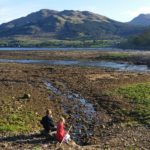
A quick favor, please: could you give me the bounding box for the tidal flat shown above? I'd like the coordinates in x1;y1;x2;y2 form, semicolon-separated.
0;50;150;149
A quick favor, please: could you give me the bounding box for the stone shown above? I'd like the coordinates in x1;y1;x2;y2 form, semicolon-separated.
22;93;31;99
1;143;8;148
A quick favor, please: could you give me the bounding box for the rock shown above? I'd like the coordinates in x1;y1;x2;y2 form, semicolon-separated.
42;144;48;148
102;125;106;129
133;137;137;142
120;123;125;128
12;96;15;99
22;93;31;99
1;143;8;148
35;112;38;115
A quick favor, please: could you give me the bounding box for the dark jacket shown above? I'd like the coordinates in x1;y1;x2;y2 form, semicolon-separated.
40;115;55;132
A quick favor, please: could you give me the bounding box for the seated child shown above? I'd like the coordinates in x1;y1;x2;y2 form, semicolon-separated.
40;109;56;134
56;117;71;143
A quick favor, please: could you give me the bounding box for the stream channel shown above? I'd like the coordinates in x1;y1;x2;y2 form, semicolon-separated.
0;59;150;72
44;81;98;145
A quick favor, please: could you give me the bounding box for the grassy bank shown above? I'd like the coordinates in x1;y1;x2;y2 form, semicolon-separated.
114;83;150;126
0;37;118;48
96;53;130;59
0;111;40;133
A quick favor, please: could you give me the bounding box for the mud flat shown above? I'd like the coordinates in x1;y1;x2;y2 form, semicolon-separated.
0;49;150;64
1;49;150;67
0;61;150;149
0;63;150;149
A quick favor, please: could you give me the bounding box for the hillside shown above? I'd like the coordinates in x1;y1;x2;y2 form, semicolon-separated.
129;14;150;26
0;9;146;40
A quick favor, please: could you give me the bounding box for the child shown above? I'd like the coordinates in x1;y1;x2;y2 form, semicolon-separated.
40;109;56;134
56;117;71;143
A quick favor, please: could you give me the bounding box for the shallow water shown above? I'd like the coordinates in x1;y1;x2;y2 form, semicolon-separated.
0;59;149;72
44;81;96;144
0;47;120;51
44;81;95;119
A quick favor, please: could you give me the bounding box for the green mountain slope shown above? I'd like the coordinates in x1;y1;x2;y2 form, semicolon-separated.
0;9;146;40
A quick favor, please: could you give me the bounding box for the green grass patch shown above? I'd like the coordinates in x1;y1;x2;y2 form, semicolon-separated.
115;83;150;126
0;37;117;48
32;146;42;150
96;53;130;60
0;111;40;133
106;53;130;58
117;83;150;105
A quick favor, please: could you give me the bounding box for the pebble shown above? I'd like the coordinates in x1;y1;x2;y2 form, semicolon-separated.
1;143;8;148
133;137;137;142
23;93;31;99
102;125;106;129
42;144;48;148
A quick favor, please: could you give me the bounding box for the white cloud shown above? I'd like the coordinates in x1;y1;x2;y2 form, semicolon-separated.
124;6;150;18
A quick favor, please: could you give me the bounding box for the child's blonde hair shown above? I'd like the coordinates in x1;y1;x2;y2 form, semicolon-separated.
60;116;65;123
46;109;52;115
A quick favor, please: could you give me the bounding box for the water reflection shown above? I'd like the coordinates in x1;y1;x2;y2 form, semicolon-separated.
0;59;149;72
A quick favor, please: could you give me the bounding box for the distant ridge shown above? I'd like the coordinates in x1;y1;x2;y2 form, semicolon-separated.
0;9;146;40
129;14;150;26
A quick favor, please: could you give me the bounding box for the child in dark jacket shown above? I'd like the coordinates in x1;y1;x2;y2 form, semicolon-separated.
40;109;56;134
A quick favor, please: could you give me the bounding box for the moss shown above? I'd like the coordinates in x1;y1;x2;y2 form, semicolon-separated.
96;53;130;60
115;83;150;126
0;124;28;132
0;111;40;133
117;83;150;105
32;146;42;150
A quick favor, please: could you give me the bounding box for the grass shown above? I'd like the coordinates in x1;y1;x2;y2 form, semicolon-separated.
0;111;41;133
32;146;42;150
105;53;130;58
117;83;150;104
96;53;131;60
0;37;117;48
115;83;150;126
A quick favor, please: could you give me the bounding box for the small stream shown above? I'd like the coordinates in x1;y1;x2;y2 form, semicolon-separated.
44;81;96;144
0;59;150;72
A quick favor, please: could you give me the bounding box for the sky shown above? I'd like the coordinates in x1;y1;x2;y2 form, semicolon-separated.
0;0;150;24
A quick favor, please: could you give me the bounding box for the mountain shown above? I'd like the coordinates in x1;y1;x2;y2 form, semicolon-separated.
129;14;150;26
0;9;146;40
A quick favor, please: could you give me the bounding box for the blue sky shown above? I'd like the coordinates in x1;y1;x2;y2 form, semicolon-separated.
0;0;150;24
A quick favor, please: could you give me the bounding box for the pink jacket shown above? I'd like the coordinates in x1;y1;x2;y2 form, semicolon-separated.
56;122;67;142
